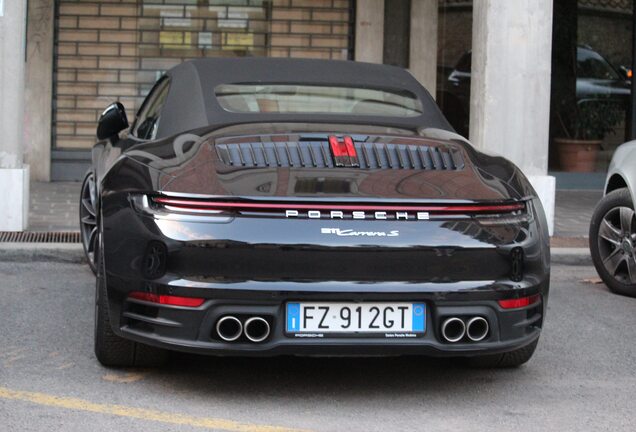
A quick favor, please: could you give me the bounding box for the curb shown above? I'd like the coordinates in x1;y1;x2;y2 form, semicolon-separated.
550;248;592;266
0;243;85;264
1;243;592;266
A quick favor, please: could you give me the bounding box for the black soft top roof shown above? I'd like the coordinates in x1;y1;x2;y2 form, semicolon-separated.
156;57;453;138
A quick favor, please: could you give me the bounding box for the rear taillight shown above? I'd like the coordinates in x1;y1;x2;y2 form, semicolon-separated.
148;196;526;215
128;292;205;308
498;294;540;309
133;193;528;222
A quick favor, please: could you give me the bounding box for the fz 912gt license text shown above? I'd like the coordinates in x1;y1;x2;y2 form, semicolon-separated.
286;302;426;336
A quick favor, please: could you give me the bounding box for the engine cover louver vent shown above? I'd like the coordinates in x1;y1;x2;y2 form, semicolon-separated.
216;141;464;170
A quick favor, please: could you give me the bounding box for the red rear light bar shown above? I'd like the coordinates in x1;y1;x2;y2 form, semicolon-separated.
152;197;525;214
498;294;541;309
128;291;205;308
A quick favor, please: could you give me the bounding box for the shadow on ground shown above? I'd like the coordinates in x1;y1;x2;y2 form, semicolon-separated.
150;351;525;401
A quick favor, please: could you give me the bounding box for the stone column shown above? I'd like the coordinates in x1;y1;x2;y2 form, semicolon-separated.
24;0;54;181
470;0;555;234
355;0;384;63
0;0;29;231
409;0;438;97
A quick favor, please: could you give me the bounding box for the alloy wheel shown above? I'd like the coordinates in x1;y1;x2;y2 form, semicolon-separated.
598;206;636;284
80;172;98;271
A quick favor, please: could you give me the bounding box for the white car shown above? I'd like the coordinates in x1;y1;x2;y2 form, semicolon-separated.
590;141;636;297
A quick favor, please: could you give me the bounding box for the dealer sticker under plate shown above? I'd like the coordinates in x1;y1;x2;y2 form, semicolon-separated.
286;302;425;335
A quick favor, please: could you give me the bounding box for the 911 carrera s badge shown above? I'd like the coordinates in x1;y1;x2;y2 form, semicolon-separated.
321;228;399;237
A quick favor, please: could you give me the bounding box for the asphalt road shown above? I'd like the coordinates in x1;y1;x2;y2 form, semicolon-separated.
1;261;635;432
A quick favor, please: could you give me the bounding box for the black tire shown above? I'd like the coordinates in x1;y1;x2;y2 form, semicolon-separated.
465;339;539;368
94;249;168;368
589;188;636;297
80;170;98;275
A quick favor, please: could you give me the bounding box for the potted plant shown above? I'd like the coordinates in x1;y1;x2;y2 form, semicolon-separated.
555;98;623;172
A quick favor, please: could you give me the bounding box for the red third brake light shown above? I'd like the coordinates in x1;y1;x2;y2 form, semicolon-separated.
128;292;205;307
498;294;541;309
329;135;359;167
343;136;356;157
328;135;348;157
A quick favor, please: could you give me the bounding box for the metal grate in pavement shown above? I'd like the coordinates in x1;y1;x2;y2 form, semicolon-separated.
0;231;81;243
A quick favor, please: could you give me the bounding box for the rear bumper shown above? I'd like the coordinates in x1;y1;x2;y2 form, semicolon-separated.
121;328;542;358
106;278;547;357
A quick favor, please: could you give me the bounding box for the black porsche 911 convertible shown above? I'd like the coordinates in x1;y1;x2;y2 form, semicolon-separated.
79;58;549;368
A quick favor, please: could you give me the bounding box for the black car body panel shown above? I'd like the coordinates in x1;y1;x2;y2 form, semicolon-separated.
91;58;549;359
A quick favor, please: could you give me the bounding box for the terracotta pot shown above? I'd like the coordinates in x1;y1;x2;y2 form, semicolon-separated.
555;138;602;172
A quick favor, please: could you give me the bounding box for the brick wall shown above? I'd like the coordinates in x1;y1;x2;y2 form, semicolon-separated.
54;0;353;150
269;0;351;59
56;0;140;149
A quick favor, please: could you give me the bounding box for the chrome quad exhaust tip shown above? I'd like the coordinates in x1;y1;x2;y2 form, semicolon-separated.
216;316;243;342
244;317;271;343
466;317;489;342
441;317;466;343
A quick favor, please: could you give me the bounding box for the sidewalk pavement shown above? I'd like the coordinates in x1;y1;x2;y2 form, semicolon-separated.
0;181;603;265
553;190;602;239
29;181;81;232
551;189;602;265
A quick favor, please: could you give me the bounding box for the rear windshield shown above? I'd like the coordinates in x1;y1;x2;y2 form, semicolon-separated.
215;84;423;117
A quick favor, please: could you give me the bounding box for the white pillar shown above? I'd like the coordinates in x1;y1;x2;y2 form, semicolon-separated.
24;0;54;181
0;0;30;231
409;0;438;97
355;0;384;63
470;0;555;234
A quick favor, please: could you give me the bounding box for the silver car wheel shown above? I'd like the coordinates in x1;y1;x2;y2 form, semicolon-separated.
80;171;98;271
598;206;636;284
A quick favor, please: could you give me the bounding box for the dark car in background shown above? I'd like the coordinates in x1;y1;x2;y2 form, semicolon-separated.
80;58;550;369
438;46;631;137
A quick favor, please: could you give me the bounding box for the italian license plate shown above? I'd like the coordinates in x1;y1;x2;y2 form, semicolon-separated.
286;302;425;334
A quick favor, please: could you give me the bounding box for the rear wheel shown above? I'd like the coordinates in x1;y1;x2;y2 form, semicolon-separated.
465;339;538;368
80;170;98;274
94;246;168;368
589;188;636;297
